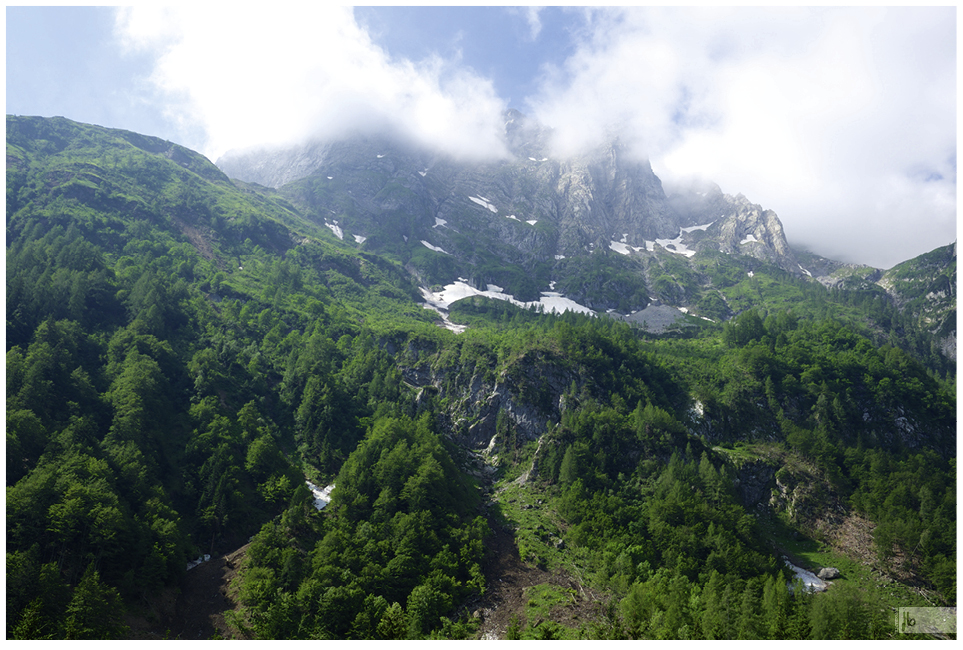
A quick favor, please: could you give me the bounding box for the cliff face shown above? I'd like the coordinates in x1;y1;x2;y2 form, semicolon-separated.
392;337;574;450
877;242;957;361
665;182;799;271
215;112;804;312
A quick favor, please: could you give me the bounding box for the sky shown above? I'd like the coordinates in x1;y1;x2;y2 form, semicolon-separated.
5;5;957;269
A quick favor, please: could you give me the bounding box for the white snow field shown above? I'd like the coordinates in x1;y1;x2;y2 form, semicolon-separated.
325;221;343;240
643;221;714;258
783;559;829;593
420;240;449;254
610;241;645;255
420;281;594;321
468;196;498;213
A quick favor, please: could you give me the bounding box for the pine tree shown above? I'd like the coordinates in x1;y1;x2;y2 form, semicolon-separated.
63;564;128;639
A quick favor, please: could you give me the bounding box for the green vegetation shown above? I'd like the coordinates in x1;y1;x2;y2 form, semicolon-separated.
554;250;650;311
6;116;955;640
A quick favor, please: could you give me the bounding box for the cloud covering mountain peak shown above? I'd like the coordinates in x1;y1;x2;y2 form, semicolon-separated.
111;5;954;269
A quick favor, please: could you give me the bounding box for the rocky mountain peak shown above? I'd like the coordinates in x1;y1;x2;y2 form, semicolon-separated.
216;140;332;189
665;182;799;271
213;115;808;314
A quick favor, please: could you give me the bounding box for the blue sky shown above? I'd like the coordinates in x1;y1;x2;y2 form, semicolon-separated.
7;7;161;136
5;5;957;268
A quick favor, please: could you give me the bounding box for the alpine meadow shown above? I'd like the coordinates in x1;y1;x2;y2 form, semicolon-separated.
5;113;956;640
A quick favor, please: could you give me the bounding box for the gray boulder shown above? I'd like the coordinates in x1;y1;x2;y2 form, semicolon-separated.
817;567;840;580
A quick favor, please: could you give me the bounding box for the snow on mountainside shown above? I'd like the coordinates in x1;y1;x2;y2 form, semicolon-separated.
213;110;953;350
214;111;810;320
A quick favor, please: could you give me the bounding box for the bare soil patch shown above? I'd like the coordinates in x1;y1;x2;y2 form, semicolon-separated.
169;214;217;264
468;512;605;639
171;543;250;640
827;512;876;567
131;543;250;640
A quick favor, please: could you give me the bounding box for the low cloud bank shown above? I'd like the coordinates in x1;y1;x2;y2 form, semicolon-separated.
116;6;955;268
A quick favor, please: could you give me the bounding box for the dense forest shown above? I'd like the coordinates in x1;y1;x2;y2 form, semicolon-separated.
6;116;956;639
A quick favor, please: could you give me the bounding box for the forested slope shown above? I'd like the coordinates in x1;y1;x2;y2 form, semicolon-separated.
6;116;955;639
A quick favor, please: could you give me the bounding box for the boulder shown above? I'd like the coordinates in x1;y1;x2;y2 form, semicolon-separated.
817;567;840;580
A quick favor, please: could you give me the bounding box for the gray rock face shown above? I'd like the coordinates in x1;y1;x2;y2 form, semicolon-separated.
217;141;332;189
715;194;797;268
666;181;800;272
554;139;675;253
392;339;574;451
216;111;806;307
735;460;777;509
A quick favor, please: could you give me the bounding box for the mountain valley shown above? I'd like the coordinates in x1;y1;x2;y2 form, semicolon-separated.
5;114;956;640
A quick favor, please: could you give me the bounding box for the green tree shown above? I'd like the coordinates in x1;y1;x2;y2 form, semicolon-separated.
63;564;128;639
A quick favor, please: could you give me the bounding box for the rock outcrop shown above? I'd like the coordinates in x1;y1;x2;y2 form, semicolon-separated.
817;567;841;580
734;459;777;510
216;111;806;309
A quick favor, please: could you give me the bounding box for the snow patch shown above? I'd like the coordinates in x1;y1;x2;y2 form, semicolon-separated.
529;157;537;161
353;234;366;244
420;240;449;254
644;222;713;258
420;281;595;317
468;195;498;213
419;170;427;177
306;481;335;510
681;221;714;233
784;559;829;593
610;240;644;255
539;293;594;315
377;154;385;158
327;176;333;180
798;264;812;277
506;214;520;221
555;254;565;260
526;220;538;225
741;234;759;244
325;222;343;240
434;217;447;228
748;271;754;277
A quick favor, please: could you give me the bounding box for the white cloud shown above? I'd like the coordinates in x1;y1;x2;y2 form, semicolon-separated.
524;7;544;40
114;6;510;162
113;6;955;268
527;7;956;268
